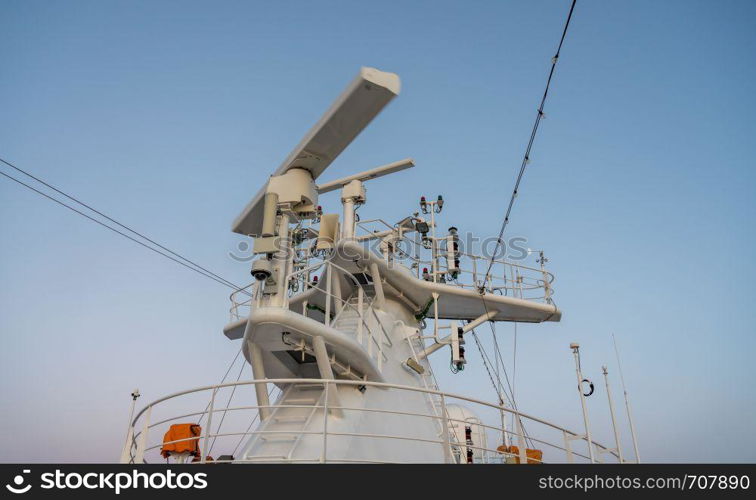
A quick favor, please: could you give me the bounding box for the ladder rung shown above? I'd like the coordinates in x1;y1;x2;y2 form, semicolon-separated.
241;455;288;461
261;435;298;443
295;383;325;390
284;398;319;404
273;415;309;423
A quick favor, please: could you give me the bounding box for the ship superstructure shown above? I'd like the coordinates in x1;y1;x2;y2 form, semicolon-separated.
120;67;630;465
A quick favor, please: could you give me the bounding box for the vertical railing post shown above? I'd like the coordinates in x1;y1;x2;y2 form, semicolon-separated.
321;381;329;463
134;406;152;464
357;287;364;344
439;394;454;464
515;415;527;464
201;389;216;463
324;263;332;327
472;255;478;287
563;431;574;463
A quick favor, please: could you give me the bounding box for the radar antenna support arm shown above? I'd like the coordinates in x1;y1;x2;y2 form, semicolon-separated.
416;310;497;360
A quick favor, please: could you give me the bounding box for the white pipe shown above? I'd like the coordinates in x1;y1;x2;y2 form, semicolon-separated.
417;310;497;360
368;262;385;309
312;336;342;417
602;365;624;463
248;341;271;420
324;263;332;327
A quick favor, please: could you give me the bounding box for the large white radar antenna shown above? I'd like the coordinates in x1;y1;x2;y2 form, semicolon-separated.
232;67;401;237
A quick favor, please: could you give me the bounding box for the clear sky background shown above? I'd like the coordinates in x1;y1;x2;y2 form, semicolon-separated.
1;0;754;463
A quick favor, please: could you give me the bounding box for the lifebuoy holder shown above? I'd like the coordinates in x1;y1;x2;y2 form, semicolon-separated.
580;378;594;397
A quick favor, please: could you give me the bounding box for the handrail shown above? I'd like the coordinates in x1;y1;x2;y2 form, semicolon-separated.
230;224;556;321
144;404;579;463
125;378;619;464
284;259;393;362
379;230;554;300
325;259;393;348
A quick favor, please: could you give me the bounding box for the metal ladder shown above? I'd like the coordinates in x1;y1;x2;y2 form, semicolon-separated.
242;384;324;462
405;330;456;461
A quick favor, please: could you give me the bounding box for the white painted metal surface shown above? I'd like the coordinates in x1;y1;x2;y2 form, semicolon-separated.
316;158;414;194
120;66;637;465
122;379;620;464
232;67;400;236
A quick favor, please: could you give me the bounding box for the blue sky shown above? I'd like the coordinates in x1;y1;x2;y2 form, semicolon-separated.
1;0;754;462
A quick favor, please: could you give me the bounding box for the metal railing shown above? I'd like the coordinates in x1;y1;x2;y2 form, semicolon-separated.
229;219;556;324
229;283;257;321
355;218;555;303
122;378;619;465
228;259;393;371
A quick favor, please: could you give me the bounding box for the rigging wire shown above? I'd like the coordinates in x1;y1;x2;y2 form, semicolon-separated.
0;157;241;291
486;334;533;449
208;357;247;454
465;0;578;450
476;296;535;448
2;160;265;459
0;162;246;292
490;319;505;410
470;329;513;409
470;327;534;449
482;0;577;288
197;347;244;426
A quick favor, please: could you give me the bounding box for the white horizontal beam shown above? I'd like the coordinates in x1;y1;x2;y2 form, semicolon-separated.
316;158;415;194
232;67;400;236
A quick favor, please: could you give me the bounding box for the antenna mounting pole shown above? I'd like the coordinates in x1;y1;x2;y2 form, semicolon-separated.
602;365;624;463
570;342;595;463
613;333;641;463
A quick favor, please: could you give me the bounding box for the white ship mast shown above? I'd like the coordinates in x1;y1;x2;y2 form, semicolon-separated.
226;67;560;463
120;67;632;465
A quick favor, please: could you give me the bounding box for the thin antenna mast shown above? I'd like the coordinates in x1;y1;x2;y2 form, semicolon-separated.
612;333;641;463
570;343;595;463
601;366;624;463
